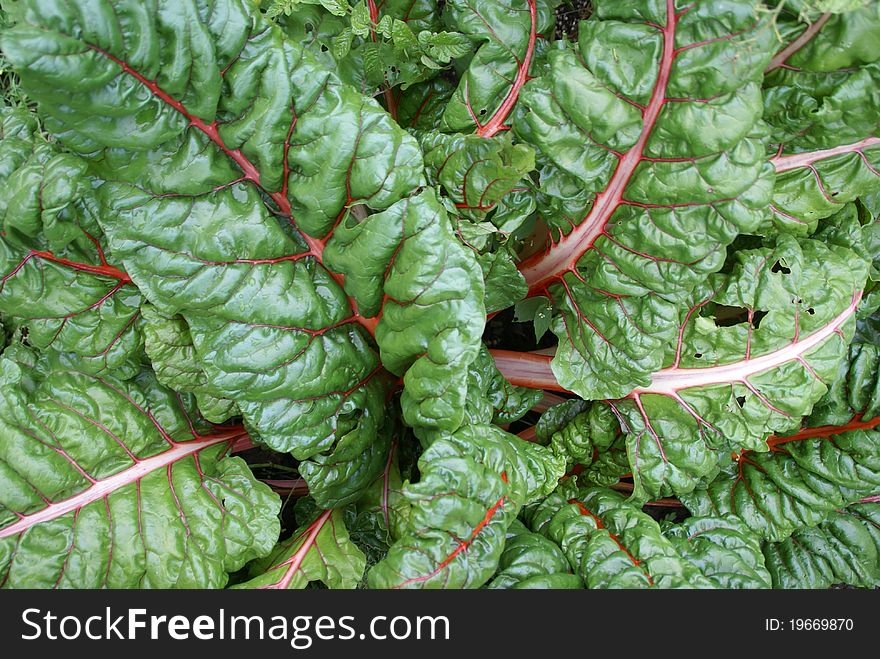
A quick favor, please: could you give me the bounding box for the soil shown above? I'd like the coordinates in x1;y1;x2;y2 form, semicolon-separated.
555;0;594;40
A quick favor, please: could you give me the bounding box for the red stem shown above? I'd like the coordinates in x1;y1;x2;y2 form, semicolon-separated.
765;12;833;73
767;414;880;448
262;478;310;496
490;349;567;392
517;0;678;295
771;136;880;172
27;250;132;283
474;0;538;138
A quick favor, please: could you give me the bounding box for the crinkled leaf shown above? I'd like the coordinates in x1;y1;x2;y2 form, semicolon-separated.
608;236;868;501
0;108;142;376
237;509;365;589
2;1;486;504
352;438;411;550
485;520;581;589
443;0;559;137
526;486;769;588
0;354;279;588
462;346;542;426
514;1;776;400
770;139;880;233
419;130;535;221
368;424;563;588
681;310;880;541
764;5;880;152
545;402;620;468
323;189;486;434
663;516;772;589
396;77;456;130
535;398;586;442
810;306;880;425
762;503;880;589
141;303;238;424
478;250;528;314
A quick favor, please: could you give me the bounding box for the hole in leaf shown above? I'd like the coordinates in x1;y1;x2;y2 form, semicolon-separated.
712;306;767;329
807;307;815;315
694;352;702;359
320;44;328;52
771;260;791;274
735;395;746;408
479;109;487;116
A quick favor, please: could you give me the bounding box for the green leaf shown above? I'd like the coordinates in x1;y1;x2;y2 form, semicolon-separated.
0;354;280;588
332;27;354;60
485;520;582;589
380;0;442;34
417;30;472;62
237;509;365;589
443;0;560;136
350;1;373;38
395;78;456;129
352;437;411;549
809;305;880;425
546;402;622;469
462;345;542;426
526;486;770;588
419;131;536;221
0;108;143;376
391;18;420;55
368;424;564;588
478;250;528;315
1;1;486;504
323;189;486;434
514;295;553;342
770;139;880;234
141;304;238;423
764;6;880;152
514;2;776;400
762;503;880;588
609;235;869;501
663;515;773;589
321;0;350;16
535;398;588;442
681;346;880;541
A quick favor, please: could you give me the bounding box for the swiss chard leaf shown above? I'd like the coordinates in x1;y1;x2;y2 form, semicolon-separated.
0;352;279;589
526;485;770;588
0;107;143;377
764;4;880;153
762;503;880;589
1;0;486;505
497;236;870;501
140;303;238;424
485;520;581;589
237;508;365;589
368;424;564;588
513;0;776;400
443;0;559;137
681;309;880;541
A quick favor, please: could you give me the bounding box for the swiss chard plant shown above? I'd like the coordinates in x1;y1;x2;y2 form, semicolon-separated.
0;0;878;590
